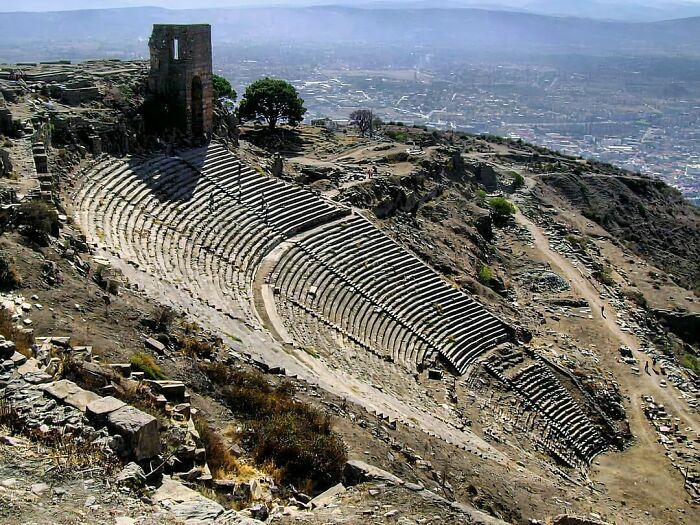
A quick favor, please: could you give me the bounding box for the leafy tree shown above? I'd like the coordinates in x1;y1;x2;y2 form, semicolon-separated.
212;74;237;101
350;109;379;137
238;78;306;131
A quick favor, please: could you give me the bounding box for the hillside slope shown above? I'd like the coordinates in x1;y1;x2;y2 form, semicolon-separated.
537;172;700;292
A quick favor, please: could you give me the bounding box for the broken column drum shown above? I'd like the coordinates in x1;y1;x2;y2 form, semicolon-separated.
148;24;214;139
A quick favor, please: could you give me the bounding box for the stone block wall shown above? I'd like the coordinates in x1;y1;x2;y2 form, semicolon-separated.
148;24;214;139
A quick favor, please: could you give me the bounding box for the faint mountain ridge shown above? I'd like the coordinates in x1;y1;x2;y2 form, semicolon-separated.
1;5;700;62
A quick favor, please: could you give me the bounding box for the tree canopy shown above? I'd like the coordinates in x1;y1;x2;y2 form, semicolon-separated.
212;74;237;101
238;77;306;131
349;109;379;137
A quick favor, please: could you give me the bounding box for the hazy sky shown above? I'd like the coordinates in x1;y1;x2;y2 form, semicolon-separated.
2;0;700;13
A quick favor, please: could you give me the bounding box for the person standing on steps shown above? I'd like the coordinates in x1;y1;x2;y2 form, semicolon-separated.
601;304;606;318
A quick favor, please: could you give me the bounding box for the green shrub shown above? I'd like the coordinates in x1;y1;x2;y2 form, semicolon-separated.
565;234;588;251
488;196;516;225
17;201;59;245
477;265;493;285
680;352;700;375
387;130;408;142
129;352;165;380
593;269;615;287
513;173;525;189
623;289;648;309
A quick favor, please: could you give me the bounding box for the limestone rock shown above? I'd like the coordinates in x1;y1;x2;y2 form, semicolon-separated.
343;459;403;486
10;352;26;367
169;496;224;522
86;396;126;424
107;405;161;460
64;389;101;412
310;482;346;508
145;337;166;354
115;462;147;489
40;380;82;401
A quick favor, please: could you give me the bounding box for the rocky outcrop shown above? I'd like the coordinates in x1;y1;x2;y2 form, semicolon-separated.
653;309;700;346
539;172;700;291
551;515;610;525
343;459;404;486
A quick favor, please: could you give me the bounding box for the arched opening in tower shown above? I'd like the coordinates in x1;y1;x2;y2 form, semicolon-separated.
191;76;204;138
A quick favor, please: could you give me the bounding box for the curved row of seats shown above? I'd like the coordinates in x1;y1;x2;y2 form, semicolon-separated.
75;142;512;374
508;362;607;462
272;214;512;372
74;142;349;325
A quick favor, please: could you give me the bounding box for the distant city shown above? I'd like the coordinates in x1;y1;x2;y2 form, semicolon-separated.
218;46;700;205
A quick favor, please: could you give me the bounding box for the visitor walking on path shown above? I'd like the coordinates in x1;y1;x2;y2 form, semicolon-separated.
601;304;606;318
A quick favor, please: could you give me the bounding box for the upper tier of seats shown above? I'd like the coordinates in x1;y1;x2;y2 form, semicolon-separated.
75;141;512;373
271;215;513;373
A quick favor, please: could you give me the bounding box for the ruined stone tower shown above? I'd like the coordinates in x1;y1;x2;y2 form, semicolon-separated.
148;24;214;139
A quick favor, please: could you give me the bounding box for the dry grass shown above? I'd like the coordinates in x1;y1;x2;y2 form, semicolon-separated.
129;352;165;379
193;415;256;481
0;254;22;290
179;335;216;358
199;363;347;490
0;400;119;476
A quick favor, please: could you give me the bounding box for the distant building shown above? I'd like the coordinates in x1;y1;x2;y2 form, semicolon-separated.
686;164;700;177
148;24;214;139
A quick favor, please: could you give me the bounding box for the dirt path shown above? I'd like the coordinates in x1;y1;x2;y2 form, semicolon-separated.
515;208;697;515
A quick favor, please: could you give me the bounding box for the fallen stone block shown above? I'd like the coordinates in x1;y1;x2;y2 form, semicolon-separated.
23;371;54;384
16;358;40;376
40;379;81;401
145;337;166;354
86;396;126;424
310;482;346;508
168;496;224;522
115;462;147;489
171;403;191;420
108;363;131;377
342;459;403;486
147;380;186;402
428;368;443;380
107;406;161;460
64;389;101;412
10;352;26;367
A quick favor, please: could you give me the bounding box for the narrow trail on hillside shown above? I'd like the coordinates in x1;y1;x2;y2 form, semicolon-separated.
515;207;698;508
515;210;696;428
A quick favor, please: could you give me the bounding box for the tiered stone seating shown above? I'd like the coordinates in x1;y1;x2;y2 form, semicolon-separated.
75;141;512;374
272;214;512;372
74;142;349;324
508;361;608;463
